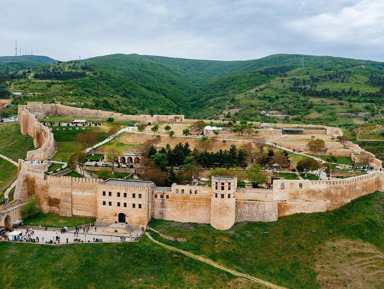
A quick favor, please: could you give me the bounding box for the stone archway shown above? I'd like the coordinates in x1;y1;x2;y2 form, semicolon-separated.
127;157;133;164
134;157;140;164
118;213;126;223
121;157;126;164
4;215;12;230
148;122;152;126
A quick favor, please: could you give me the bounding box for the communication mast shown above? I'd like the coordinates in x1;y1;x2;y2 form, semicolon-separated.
15;40;17;56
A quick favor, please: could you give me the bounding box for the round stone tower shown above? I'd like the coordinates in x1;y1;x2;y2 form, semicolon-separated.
210;176;237;230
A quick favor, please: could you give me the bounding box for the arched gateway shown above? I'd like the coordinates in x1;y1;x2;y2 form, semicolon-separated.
118;213;126;223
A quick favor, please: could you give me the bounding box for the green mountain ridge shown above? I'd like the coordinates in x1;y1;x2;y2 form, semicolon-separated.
1;53;384;122
0;55;57;73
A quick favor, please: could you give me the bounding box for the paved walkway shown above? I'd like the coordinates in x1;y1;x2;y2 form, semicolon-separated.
146;232;287;289
0;153;18;166
3;225;143;245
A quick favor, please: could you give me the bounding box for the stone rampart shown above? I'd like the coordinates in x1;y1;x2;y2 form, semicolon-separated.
272;172;384;217
23;102;184;124
153;186;212;224
18;105;57;161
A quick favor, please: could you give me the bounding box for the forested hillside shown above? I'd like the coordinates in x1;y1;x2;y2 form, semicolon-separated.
1;53;384;124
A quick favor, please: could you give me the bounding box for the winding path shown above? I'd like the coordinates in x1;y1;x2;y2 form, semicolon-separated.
0;154;18;200
0;153;18;166
145;232;288;289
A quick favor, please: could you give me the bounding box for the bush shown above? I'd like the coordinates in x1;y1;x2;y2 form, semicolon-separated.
21;198;40;219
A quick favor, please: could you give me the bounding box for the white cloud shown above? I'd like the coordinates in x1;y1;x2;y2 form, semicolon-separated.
0;0;383;61
288;0;384;46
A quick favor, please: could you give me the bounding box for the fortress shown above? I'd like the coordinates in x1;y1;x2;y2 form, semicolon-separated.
8;102;384;230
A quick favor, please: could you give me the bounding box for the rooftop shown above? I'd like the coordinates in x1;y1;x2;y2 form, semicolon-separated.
104;179;153;187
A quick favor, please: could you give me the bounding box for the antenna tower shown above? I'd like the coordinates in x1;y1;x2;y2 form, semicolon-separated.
301;55;305;68
15;40;17;56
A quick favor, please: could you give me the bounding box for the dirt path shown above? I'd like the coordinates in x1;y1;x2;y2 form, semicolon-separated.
145;232;288;289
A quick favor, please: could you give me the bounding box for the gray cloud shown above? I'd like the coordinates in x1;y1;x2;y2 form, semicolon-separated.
0;0;382;61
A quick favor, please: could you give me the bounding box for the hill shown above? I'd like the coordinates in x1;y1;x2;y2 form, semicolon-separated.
2;53;384;123
0;55;57;73
150;191;384;288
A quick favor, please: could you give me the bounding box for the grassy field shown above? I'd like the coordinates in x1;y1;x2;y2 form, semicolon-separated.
0;123;34;201
0;158;17;201
300;173;320;180
149;191;384;289
64;171;84;178
272;172;299;180
357;141;384;161
47;163;63;173
41;116;137;127
50;126;108;162
86;169;133;180
0;237;263;289
23;213;95;228
0;122;34;160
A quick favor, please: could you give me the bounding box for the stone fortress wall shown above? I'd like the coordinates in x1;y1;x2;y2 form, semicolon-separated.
13;102;384;230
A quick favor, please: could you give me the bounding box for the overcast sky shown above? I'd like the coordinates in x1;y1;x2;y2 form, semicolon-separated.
0;0;383;62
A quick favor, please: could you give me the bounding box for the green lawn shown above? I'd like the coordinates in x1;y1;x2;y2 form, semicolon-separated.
0;237;262;289
272;172;299;180
23;213;95;228
64;171;84;178
149;191;384;288
86;169;133;180
300;173;320;180
0;158;18;201
86;154;104;161
0;122;34;160
47;163;63;173
50;126;108;162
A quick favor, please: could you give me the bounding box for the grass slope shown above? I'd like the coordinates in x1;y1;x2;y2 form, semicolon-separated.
0;123;34;160
0;158;17;201
149;191;384;289
0;237;264;289
0;55;57;73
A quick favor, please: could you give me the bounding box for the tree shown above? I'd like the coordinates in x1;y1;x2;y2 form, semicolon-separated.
246;163;267;188
21;197;40;218
189;121;205;134
105;145;123;174
68;151;87;176
140;158;170;186
269;153;290;168
169;130;175;137
151;124;159;135
151;153;168;171
183;128;190;137
137;123;147;132
107;117;114;123
244;127;254;139
337;136;348;144
253;137;266;154
297;158;320;177
164;125;171;132
358;153;374;165
307;139;326;155
177;163;199;184
75;131;100;150
213;130;219;136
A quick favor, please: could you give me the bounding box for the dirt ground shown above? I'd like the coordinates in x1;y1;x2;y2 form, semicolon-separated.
107;132;249;152
315;239;384;289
